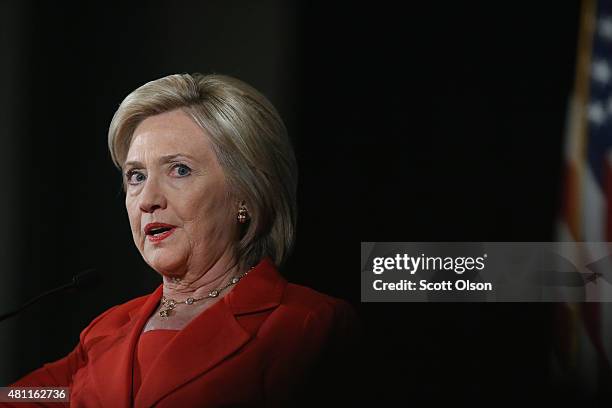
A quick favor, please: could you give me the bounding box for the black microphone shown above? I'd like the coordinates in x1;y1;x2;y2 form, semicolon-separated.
0;268;99;323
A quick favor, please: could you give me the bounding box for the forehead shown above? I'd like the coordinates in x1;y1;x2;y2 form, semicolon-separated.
126;109;212;161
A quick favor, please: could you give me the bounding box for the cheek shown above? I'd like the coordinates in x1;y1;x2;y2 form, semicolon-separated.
207;198;234;236
125;198;141;233
181;188;232;233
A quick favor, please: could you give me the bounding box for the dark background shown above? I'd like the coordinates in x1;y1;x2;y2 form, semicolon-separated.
0;0;593;404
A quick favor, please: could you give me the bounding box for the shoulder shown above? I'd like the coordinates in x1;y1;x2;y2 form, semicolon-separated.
261;282;361;401
280;286;362;405
283;283;355;318
277;282;360;339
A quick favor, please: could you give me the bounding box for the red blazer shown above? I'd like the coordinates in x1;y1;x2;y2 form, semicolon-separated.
8;258;359;407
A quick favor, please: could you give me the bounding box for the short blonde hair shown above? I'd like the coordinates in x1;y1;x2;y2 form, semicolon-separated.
108;73;298;267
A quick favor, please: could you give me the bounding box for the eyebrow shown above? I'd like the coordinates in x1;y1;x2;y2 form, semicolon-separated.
123;154;197;169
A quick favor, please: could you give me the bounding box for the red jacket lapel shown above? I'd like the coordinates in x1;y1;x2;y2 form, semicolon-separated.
88;285;163;408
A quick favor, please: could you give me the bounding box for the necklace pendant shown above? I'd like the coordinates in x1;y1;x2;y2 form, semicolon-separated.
159;309;170;318
162;298;176;309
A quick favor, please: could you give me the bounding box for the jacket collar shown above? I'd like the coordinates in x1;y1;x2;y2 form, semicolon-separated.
90;257;286;408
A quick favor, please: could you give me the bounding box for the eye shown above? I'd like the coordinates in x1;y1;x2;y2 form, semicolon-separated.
171;163;192;177
125;169;146;185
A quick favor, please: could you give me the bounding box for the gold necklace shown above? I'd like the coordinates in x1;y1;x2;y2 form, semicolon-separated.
159;267;253;318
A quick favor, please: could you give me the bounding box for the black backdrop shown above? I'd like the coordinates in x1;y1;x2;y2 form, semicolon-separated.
0;0;594;404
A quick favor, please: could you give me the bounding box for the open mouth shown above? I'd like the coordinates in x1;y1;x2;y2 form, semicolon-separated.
144;223;176;242
147;226;172;236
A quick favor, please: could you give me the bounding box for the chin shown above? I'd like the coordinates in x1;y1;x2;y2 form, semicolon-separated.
144;248;187;276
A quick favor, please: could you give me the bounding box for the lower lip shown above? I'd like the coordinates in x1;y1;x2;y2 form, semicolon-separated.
147;228;176;243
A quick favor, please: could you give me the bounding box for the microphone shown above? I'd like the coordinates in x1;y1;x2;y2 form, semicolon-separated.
0;268;99;323
70;268;100;290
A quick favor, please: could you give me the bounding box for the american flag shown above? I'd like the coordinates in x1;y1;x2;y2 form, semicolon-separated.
556;0;612;397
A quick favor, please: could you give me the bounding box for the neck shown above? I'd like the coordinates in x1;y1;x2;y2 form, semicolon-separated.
161;251;243;302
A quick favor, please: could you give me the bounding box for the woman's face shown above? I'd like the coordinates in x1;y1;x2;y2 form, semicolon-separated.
123;109;237;278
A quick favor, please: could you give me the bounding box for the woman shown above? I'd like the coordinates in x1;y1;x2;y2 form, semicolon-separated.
9;74;359;407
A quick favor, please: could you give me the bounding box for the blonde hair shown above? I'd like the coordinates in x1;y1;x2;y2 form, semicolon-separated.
108;73;298;267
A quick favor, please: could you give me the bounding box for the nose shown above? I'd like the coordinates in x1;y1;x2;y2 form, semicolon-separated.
138;176;167;213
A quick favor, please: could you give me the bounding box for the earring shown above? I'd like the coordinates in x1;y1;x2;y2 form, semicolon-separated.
237;204;249;224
